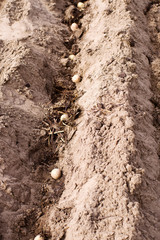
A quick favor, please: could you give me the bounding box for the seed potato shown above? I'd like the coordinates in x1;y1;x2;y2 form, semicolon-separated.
77;2;85;10
69;54;76;60
51;168;61;180
71;23;78;31
60;113;69;121
34;235;44;240
72;74;81;83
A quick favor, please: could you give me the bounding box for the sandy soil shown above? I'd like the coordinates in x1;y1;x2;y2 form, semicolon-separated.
0;0;160;239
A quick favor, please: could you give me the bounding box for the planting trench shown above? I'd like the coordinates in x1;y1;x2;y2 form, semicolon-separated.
0;0;160;239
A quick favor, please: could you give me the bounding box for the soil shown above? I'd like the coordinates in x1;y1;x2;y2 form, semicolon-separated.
0;0;160;240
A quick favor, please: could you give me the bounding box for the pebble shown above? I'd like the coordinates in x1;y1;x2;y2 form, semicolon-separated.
118;72;126;78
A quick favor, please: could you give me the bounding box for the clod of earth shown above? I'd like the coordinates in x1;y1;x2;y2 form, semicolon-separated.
51;168;62;180
157;82;160;90
60;58;68;66
72;74;81;83
70;23;79;32
34;234;44;240
60;113;69;121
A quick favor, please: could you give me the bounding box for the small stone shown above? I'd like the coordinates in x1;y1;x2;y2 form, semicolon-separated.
95;122;103;130
118;72;126;78
72;44;80;54
105;8;113;15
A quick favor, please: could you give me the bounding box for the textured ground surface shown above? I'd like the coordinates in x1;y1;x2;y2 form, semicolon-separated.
0;0;160;239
